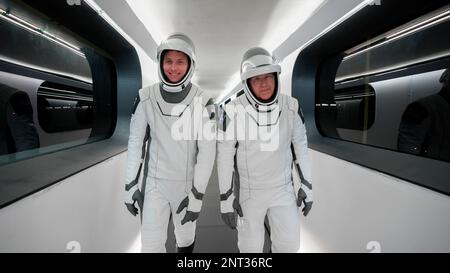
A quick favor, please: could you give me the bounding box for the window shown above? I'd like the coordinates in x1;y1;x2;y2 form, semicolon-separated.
293;2;450;195
327;8;450;162
0;1;111;165
37;81;93;133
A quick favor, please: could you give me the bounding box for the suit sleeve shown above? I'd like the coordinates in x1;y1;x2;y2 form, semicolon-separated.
291;99;313;197
125;94;149;190
188;96;217;212
217;106;238;213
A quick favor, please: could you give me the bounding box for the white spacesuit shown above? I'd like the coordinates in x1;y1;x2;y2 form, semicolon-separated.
124;33;216;253
217;47;313;253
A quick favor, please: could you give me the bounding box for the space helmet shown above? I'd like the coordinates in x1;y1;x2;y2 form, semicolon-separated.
240;47;281;109
157;33;196;92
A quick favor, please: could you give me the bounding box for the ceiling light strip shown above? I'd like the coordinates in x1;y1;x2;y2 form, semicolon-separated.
0;8;85;57
344;9;450;60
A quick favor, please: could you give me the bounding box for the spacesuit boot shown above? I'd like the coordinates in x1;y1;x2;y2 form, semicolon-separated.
177;239;195;253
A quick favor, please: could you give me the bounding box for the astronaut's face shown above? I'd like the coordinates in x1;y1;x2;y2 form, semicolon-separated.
162;50;189;83
248;73;276;101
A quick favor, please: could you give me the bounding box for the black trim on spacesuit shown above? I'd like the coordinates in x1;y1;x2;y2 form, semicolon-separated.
160;84;191;103
141;125;150;160
132;95;140;114
220;180;233;201
138;125;151;218
291;144;312;190
299;107;305;124
154;86;199;117
126;125;150;192
236;90;245;98
125;164;143;191
246;110;282;127
220;111;227;132
220;152;240;202
156;101;188;117
191;186;204;200
245;95;278;113
205;98;215;120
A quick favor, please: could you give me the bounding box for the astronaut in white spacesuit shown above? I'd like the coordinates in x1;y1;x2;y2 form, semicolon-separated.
124;33;216;253
217;47;313;253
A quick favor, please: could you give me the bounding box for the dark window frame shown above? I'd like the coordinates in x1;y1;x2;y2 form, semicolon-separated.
0;0;141;209
292;0;450;196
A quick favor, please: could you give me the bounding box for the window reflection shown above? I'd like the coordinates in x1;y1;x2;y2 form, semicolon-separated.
0;82;39;155
0;1;95;165
330;8;450;162
398;68;450;161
